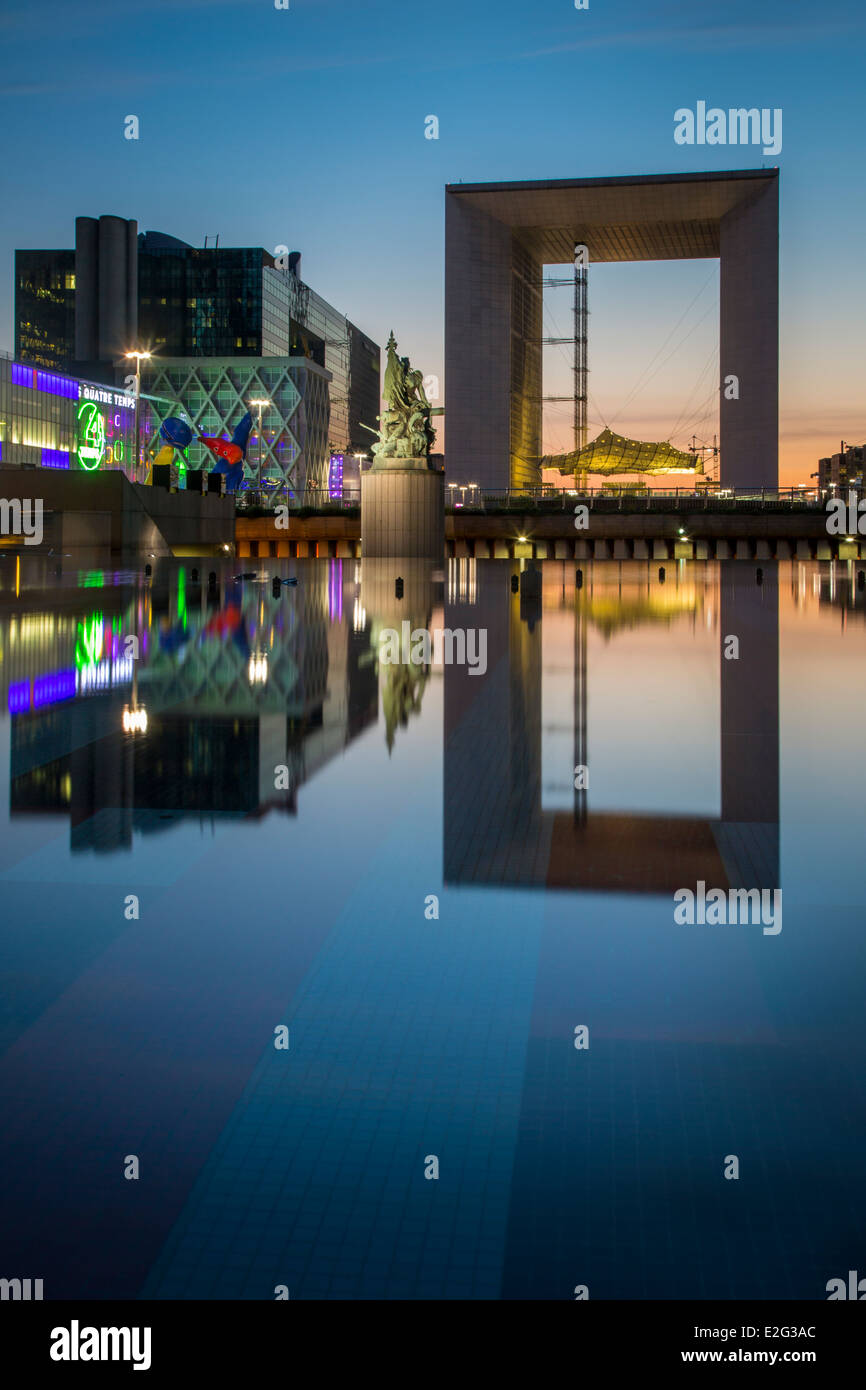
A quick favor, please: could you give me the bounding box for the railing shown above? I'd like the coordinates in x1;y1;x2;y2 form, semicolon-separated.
445;486;826;513
237;487;361;513
236;483;833;515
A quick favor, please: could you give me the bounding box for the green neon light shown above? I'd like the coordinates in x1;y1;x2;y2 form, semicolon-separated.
77;401;106;471
178;568;187;629
74;613;104;670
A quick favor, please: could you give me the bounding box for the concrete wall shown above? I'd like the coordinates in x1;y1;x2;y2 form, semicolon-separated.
719;181;779;489
445;196;515;492
0;469;234;560
74;215;138;365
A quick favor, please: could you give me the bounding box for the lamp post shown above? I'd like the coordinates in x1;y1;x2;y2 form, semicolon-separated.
249;398;270;504
353;452;366;503
125;351;151;483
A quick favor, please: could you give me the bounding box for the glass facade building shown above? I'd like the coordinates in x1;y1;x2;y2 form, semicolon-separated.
138;245;265;359
15;226;381;462
0;354;136;473
14;251;76;371
142;356;332;493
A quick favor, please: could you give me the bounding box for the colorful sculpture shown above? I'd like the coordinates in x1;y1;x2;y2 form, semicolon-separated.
199;412;253;492
150;412;253;492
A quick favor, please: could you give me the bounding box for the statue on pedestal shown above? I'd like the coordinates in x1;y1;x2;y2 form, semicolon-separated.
368;332;436;467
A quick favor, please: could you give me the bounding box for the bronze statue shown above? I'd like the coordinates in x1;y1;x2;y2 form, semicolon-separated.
368;331;436;466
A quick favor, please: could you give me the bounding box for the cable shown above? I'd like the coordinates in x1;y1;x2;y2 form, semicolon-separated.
607;265;719;426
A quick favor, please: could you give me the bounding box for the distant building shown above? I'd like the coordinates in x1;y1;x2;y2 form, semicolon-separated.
14;249;76;370
14;218;380;460
818;443;865;493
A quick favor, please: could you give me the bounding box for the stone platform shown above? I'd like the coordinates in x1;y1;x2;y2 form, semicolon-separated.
361;465;444;558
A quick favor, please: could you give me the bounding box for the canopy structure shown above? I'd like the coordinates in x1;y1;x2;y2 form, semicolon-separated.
542;427;702;477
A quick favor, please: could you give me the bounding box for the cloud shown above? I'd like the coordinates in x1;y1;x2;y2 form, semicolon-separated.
523;18;864;60
0;45;394;99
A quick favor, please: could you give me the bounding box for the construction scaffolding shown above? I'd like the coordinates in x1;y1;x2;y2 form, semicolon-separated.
532;257;589;484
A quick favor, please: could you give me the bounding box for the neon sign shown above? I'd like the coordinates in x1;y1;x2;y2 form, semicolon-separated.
77;400;106;470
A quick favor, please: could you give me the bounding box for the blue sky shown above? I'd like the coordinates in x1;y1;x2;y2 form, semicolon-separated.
1;0;864;480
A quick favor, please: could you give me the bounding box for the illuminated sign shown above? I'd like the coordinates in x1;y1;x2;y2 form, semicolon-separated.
81;384;136;411
77;400;106;470
328;453;344;500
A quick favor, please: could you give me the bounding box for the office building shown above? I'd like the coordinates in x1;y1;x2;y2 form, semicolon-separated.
818;443;865;494
142;356;331;493
14;250;76;371
15;219;380;460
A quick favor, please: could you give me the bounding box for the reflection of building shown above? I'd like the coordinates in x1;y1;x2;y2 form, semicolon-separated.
818;443;865;494
3;562;377;851
444;559;779;894
14;219;381;460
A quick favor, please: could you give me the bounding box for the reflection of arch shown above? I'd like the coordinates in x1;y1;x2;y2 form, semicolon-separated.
444;561;779;895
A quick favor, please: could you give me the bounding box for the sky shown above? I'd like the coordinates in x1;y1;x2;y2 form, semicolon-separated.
0;0;864;485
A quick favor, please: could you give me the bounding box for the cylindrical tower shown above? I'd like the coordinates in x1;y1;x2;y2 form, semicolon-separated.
74;216;98;363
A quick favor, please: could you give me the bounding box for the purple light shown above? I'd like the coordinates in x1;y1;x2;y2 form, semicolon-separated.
11;362;35;388
8;681;31;714
11;362;79;399
41;447;70;469
328;453;344;501
36;370;79;400
328;559;343;622
33;669;76;709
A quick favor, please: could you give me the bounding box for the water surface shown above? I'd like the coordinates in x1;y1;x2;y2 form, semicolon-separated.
0;557;863;1300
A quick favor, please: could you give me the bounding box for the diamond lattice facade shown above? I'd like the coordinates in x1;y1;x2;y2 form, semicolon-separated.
142;357;332;493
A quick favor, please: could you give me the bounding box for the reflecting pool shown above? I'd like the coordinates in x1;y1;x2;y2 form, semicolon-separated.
0;556;863;1299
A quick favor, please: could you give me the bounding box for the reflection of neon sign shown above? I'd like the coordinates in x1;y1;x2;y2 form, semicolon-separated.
77;400;106;470
75;613;104;668
8;670;76;715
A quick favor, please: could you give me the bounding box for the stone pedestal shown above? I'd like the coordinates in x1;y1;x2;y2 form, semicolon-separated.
361;465;444;559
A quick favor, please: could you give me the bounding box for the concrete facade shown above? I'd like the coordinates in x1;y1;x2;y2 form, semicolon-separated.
0;468;234;559
445;170;779;492
361;469;444;558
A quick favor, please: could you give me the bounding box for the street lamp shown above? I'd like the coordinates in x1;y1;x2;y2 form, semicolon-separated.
353;452;366;500
125;352;151;482
249;398;270;503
